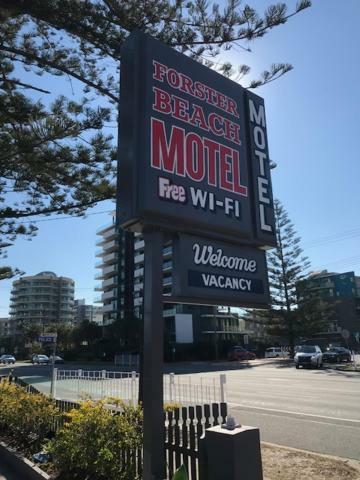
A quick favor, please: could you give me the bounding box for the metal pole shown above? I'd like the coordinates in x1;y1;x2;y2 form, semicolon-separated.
50;339;56;398
142;228;165;480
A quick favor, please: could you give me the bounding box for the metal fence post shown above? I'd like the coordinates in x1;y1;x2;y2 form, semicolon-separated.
169;373;175;402
51;367;58;399
77;369;82;399
101;369;106;398
220;374;227;403
131;371;137;405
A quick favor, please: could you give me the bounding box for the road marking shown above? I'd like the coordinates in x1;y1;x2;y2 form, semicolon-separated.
229;403;360;425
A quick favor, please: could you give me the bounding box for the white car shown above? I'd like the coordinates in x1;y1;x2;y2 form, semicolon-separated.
294;345;323;369
32;354;50;365
264;347;288;358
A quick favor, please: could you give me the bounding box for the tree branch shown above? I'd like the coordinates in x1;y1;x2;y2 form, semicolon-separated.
0;44;118;102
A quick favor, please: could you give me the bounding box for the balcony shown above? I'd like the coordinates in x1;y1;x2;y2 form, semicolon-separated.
102;303;116;313
163;246;172;258
95;239;118;252
134;239;145;251
134;297;143;307
102;290;117;302
95;264;118;280
163;260;172;272
134;267;144;278
102;277;117;289
95;252;118;268
163;308;176;318
134;282;143;292
134;253;144;265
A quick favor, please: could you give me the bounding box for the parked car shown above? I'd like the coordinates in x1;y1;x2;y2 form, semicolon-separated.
264;347;288;358
228;346;256;361
49;355;64;364
322;347;351;363
32;354;50;365
294;345;322;369
0;354;16;364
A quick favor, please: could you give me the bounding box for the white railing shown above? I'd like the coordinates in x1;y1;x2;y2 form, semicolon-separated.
53;369;226;405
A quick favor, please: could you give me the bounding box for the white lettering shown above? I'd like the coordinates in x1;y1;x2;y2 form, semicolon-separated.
249;100;266;127
259;204;272;232
254;126;266;150
190;187;208;208
192;243;258;272
258;177;270;204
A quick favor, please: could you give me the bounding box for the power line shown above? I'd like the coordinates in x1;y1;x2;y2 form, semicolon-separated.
303;227;360;249
15;209;113;225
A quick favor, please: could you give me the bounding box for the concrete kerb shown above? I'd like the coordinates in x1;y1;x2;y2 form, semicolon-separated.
0;441;51;480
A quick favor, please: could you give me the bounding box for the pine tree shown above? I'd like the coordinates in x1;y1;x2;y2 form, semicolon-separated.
0;0;311;243
246;199;330;353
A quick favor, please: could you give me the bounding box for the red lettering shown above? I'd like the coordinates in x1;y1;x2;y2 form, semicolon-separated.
232;150;248;197
153;61;167;82
223;118;241;145
167;68;180;88
204;85;217;105
189;104;209;131
227;98;239;118
181;74;194;96
172;95;190;122
194;81;206;100
204;138;219;187
219;145;233;192
151;118;184;175
185;133;204;181
208;113;224;136
153;87;171;114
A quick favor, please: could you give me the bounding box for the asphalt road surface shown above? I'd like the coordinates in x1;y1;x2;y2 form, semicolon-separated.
0;461;22;480
2;360;360;460
182;360;360;461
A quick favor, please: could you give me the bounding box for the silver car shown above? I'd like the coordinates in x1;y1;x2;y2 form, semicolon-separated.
294;345;323;369
0;354;16;364
32;354;49;365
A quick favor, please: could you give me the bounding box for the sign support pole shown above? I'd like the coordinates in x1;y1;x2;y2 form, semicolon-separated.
142;228;165;480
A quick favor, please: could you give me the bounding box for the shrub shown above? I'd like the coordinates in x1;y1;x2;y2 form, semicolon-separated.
48;400;143;480
0;379;61;451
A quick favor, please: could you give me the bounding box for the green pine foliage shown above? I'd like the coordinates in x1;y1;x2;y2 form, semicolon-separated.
247;199;330;351
0;0;311;248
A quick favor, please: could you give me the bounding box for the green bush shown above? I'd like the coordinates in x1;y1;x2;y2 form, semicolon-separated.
0;379;61;451
48;400;143;480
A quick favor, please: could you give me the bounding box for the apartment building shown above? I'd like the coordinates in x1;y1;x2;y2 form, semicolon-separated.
10;271;74;325
74;299;103;325
0;317;17;337
298;270;360;345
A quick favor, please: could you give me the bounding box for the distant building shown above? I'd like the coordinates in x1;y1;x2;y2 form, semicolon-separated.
74;299;103;325
74;298;102;323
0;317;17;337
298;270;360;346
10;271;74;325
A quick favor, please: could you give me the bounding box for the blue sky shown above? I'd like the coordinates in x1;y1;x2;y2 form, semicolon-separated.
1;0;360;316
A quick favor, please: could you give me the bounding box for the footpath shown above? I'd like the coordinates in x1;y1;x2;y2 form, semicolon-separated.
262;443;360;480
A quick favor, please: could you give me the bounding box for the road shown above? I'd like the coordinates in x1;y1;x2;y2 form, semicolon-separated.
2;359;360;460
182;360;360;461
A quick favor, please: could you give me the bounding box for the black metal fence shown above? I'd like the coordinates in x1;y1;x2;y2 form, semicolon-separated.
3;376;227;480
165;402;227;480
